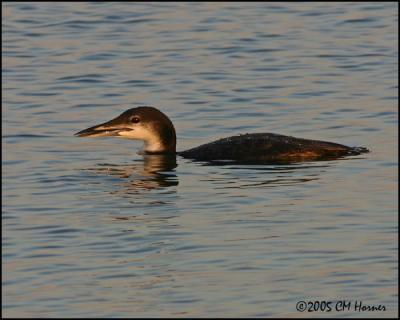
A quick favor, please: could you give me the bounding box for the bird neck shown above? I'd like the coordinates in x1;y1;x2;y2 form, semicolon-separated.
144;122;176;154
144;138;175;154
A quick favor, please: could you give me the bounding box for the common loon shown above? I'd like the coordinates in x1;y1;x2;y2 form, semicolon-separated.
75;106;369;162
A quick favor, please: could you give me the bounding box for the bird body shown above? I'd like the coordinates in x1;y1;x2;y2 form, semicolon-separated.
178;132;368;162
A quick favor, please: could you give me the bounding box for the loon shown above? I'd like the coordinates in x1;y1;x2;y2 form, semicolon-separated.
75;106;369;163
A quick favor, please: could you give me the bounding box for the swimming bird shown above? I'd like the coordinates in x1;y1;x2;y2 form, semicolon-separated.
75;106;369;163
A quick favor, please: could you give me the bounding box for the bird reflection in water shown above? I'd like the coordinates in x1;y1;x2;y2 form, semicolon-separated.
84;154;178;194
83;152;364;194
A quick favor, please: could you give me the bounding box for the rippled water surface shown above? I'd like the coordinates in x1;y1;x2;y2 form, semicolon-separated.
3;2;398;317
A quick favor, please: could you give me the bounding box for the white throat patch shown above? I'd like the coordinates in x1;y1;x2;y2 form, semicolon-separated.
117;125;165;152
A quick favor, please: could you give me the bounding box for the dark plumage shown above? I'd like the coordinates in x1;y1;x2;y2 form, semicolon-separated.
178;133;369;162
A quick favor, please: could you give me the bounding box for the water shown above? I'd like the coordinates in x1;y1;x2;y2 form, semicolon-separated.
2;2;398;317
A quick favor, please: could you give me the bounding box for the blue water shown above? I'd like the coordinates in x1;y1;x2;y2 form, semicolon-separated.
3;2;398;317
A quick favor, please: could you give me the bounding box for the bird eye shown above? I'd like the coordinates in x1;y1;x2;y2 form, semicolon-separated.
131;116;140;123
